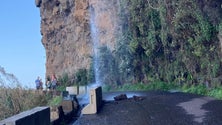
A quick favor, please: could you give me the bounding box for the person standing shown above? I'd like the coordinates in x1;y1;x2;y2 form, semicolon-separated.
39;78;43;90
45;79;51;90
51;74;57;90
35;76;41;90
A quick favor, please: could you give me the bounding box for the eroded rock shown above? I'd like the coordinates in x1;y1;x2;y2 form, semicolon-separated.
37;0;122;78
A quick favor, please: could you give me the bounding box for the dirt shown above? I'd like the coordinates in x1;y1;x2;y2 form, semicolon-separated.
73;91;222;125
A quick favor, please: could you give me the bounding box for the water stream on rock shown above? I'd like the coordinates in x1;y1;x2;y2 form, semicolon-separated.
72;1;121;124
79;0;122;102
71;5;101;125
77;2;103;107
89;5;101;88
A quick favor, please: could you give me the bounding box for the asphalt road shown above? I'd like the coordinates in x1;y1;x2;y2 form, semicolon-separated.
73;91;222;125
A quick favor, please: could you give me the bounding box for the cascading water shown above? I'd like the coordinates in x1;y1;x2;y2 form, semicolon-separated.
73;0;122;124
78;3;102;105
89;5;102;87
87;0;122;88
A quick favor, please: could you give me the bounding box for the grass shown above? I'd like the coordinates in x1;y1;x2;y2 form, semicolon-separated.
0;83;67;121
208;87;222;99
181;84;208;95
104;81;222;100
104;81;179;92
180;84;222;100
48;96;62;107
0;85;52;120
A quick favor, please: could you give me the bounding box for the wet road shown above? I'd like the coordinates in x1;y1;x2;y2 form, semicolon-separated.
73;91;222;125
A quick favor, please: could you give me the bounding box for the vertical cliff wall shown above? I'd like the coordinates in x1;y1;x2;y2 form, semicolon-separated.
36;0;222;86
36;0;121;78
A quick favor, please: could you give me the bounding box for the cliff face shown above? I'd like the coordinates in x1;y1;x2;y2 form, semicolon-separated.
36;0;222;85
36;0;121;78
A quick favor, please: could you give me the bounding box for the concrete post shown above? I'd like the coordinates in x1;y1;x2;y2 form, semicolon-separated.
66;86;87;95
66;86;78;95
82;86;102;114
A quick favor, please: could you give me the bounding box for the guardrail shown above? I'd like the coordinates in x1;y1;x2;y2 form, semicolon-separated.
0;107;50;125
0;86;101;125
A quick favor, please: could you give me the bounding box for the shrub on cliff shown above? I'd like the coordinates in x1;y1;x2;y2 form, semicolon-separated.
116;0;222;86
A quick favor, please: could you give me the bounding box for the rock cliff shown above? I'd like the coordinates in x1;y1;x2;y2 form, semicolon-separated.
36;0;222;86
36;0;121;78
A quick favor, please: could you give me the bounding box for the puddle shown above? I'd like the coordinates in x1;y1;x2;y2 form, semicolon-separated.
177;97;214;123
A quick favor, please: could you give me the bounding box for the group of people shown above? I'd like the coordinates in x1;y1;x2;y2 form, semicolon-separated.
35;74;57;90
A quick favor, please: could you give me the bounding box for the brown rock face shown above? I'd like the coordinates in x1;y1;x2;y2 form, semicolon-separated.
36;0;121;78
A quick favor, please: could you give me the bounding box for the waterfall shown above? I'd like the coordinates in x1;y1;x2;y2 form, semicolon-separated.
87;0;122;87
89;5;102;87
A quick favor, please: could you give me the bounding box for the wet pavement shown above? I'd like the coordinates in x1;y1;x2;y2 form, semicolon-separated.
73;91;222;125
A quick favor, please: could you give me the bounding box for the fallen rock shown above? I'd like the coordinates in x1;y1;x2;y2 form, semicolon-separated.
114;94;127;101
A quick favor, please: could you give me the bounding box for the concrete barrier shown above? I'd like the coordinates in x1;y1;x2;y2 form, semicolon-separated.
0;107;50;125
82;86;103;114
66;86;87;95
51;95;80;125
51;99;80;125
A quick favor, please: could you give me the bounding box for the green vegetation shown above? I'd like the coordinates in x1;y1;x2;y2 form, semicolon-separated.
208;87;222;99
107;82;222;100
116;0;221;85
219;22;222;36
75;69;88;85
182;84;208;95
60;1;222;92
0;85;52;120
2;0;221;121
57;0;222;100
182;85;222;100
57;70;89;91
94;0;222;89
48;96;62;107
112;81;178;91
0;84;67;121
57;73;70;91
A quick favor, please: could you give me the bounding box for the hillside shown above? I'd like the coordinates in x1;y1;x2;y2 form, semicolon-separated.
36;0;222;87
